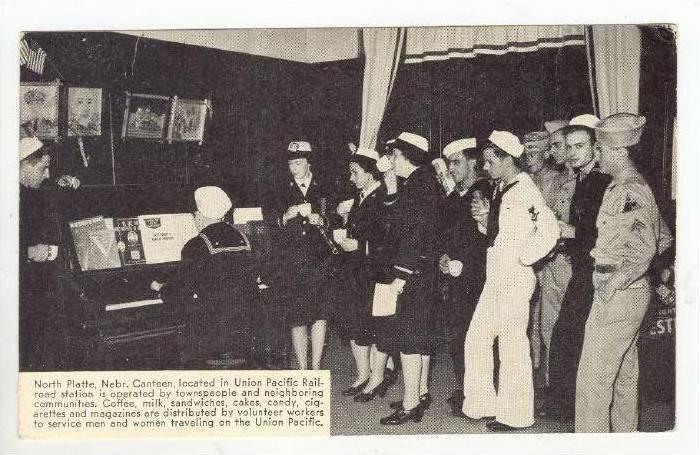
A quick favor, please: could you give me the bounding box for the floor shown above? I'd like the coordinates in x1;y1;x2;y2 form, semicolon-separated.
322;329;674;436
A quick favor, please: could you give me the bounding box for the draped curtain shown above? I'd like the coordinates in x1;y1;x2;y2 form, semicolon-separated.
589;24;642;117
358;28;405;150
404;25;585;63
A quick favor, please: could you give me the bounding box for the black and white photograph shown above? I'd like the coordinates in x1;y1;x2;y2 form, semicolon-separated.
3;2;699;452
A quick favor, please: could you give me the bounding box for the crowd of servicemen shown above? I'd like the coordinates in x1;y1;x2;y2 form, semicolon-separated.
18;111;673;432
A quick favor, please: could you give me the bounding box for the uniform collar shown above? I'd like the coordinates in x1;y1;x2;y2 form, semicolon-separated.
360;180;381;200
294;172;313;188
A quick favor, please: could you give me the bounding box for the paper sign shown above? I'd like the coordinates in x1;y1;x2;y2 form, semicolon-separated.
233;207;264;224
332;228;348;243
372;283;398;317
337;199;354;214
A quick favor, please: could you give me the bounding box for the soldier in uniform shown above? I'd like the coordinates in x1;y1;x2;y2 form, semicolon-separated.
271;141;338;370
436;138;492;416
544;114;612;420
575;113;668;432
375;132;441;425
156;186;259;368
522;130;566;384
461;131;559;431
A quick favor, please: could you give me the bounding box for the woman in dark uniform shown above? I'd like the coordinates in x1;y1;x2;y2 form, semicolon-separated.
374;132;441;425
335;147;394;397
271;141;338;370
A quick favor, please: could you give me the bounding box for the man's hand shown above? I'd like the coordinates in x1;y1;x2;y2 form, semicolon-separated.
389;278;406;295
27;244;50;262
383;169;398;195
439;254;451;274
150;280;164;292
471;197;489;227
558;221;575;239
56;175;81;189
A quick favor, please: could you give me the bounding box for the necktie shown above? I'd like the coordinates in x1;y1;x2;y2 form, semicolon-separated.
485;181;518;247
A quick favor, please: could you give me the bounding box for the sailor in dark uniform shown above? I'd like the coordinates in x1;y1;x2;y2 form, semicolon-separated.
544;115;612;420
156;186;259;368
437;138;492;416
271;141;339;370
334;147;395;399
376;132;441;425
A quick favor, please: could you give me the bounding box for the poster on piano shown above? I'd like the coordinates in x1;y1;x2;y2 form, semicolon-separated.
68;216;121;271
114;217;147;266
138;213;199;264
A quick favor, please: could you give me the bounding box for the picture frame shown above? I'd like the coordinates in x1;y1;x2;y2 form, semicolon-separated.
19;81;60;139
67;87;102;137
167;96;208;144
121;92;171;140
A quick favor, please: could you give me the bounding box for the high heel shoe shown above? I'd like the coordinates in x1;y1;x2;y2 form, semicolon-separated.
354;382;389;402
379;405;424;425
389;393;432;410
342;379;369;397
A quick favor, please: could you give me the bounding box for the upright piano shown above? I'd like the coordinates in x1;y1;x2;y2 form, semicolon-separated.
53;185;290;370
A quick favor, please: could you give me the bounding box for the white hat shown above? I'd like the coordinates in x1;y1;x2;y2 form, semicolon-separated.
488;130;524;158
442;138;477;160
595;113;647;148
394;132;429;153
19;136;44;161
523;131;550;153
544;119;568;134
194;186;232;220
287;141;312;160
569;114;600;129
354;147;380;161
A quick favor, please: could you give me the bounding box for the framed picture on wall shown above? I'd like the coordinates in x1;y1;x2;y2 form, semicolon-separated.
67;87;102;137
121;92;171;140
20;81;60;139
168;96;208;144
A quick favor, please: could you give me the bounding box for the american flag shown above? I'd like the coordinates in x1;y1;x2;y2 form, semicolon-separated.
19;38;30;66
27;46;47;75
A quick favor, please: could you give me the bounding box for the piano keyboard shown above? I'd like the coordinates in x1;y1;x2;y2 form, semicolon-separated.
105;298;163;312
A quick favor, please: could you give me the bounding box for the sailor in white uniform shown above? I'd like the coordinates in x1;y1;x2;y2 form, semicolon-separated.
462;130;560;431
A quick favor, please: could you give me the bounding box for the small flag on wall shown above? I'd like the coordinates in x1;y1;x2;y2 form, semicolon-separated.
27;46;47;75
20;35;47;75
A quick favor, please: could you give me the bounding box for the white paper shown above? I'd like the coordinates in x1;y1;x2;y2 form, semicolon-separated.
372;283;397;317
138;213;198;264
233;207;264;224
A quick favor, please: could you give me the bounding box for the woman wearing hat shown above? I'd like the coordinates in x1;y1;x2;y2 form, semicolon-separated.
370;132;440;425
334;147;397;399
271;141;339;370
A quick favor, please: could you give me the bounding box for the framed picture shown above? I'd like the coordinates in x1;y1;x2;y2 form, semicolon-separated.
168;97;208;144
121;92;171;140
67;87;102;137
20;82;60;139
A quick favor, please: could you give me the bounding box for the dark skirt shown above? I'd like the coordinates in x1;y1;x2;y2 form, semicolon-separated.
375;270;437;356
332;256;376;346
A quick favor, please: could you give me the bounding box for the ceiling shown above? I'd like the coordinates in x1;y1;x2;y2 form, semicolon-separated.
119;28;360;63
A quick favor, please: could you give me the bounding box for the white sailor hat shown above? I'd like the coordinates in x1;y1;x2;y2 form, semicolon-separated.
595;113;647;148
194;186;232;220
354;147;380;161
488;130;524;158
19;136;45;162
287;140;312;160
569;114;600;129
523;131;550;153
442;137;477;160
544;119;568;134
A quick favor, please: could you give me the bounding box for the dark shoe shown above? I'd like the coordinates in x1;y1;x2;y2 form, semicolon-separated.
448;396;464;416
389;393;432;410
354;382;388;402
379;405;424;425
486;421;523;432
342;379;369;397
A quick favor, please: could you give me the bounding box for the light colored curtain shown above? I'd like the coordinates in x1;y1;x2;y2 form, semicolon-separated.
359;28;405;150
404;25;585;63
590;25;642;117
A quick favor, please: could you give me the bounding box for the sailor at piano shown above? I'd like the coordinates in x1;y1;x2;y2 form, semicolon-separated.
150;186;259;368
